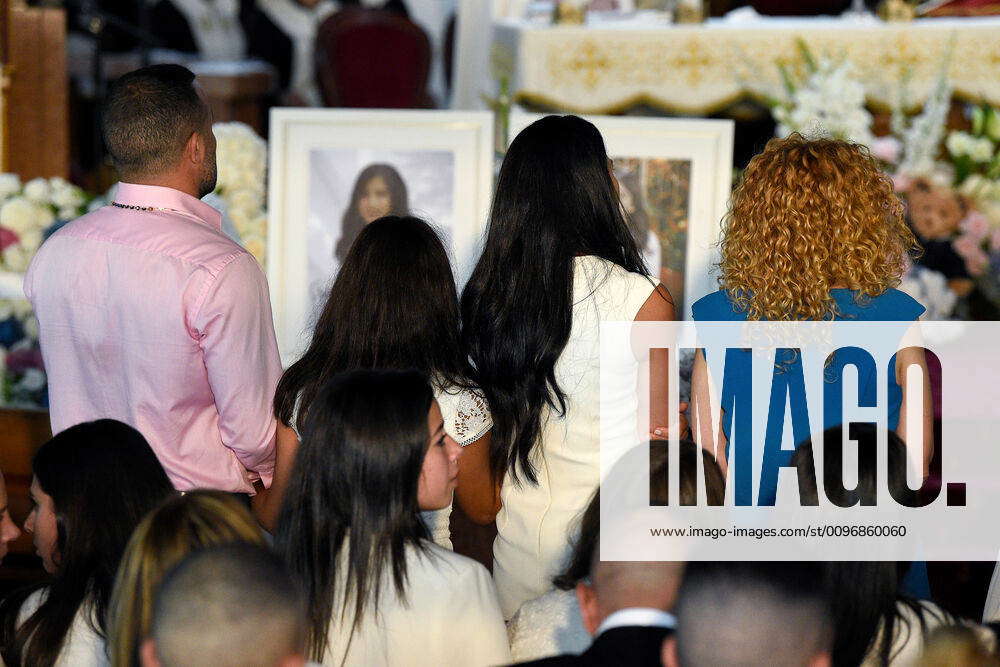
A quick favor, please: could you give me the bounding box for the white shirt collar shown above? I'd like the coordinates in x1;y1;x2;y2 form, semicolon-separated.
595;607;677;638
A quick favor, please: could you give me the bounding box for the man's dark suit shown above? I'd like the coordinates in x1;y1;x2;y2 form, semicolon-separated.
511;626;673;667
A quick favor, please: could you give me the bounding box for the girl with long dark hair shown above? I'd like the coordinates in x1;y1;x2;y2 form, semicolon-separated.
333;164;409;264
275;369;509;666
0;420;175;667
269;215;492;546
459;114;676;618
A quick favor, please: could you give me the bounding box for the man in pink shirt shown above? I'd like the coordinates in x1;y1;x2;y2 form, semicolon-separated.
24;64;280;495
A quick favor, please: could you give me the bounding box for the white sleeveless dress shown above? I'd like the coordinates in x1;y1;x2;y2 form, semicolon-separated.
492;255;656;618
420;384;493;549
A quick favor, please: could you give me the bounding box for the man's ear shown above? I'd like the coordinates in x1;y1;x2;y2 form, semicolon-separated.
184;130;205;167
807;652;832;667
139;638;161;667
661;636;680;667
575;581;600;636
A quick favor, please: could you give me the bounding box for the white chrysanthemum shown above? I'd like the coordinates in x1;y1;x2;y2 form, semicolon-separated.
775;59;874;147
898;266;957;320
946;131;975;158
17;229;43;254
227;188;263;217
0;174;21;200
18;368;47;392
970;137;996;164
213;122;267;196
11;300;33;319
51;183;85;211
58;206;79;221
23;314;39;339
1;197;51;236
23;178;52;204
0;300;12;320
1;244;31;272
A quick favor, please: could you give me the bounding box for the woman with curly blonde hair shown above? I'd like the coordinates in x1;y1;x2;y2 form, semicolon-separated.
106;491;266;667
691;134;932;505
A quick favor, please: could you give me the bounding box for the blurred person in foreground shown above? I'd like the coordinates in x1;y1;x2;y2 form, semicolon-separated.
140;544;307;667
662;561;833;667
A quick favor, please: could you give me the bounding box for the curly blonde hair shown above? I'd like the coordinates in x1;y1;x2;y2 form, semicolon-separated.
719;133;919;321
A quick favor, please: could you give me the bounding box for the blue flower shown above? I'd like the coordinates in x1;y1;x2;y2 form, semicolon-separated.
0;316;24;348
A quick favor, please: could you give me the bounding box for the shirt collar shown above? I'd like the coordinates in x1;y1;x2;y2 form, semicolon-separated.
114;182;223;231
595;608;676;638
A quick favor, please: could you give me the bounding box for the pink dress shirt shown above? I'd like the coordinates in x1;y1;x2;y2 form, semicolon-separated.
24;183;280;493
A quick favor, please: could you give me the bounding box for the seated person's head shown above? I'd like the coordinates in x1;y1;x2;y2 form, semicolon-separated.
142;544;306;667
791;423;920;507
1;419;174;666
663;562;832;667
560;441;724;635
109;491;267;666
0;469;22;562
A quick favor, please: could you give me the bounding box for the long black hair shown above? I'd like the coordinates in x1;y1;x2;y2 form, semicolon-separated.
275;215;468;433
334;164;409;263
0;420;175;667
275;369;434;661
461;114;650;484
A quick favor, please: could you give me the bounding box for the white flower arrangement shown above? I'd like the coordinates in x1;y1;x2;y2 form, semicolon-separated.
898;264;957;321
0;175;89;274
771;42;874;147
212;122;268;267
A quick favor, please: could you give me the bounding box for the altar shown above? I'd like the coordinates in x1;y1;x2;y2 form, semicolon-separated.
490;14;1000;114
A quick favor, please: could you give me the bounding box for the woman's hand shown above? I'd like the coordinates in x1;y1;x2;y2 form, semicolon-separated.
251;421;300;533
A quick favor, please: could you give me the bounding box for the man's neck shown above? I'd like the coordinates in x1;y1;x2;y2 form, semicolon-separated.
121;173;201;200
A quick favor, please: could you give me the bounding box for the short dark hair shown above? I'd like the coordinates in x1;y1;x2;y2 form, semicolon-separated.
101;64;208;177
674;562;832;666
151;544;305;667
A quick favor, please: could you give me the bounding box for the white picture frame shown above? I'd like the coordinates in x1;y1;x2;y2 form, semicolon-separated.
267;108;494;364
509;111;734;319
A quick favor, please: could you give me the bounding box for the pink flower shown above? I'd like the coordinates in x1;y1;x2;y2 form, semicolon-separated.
892;173;912;193
960;212;991;241
0;226;18;253
954;234;990;276
872;137;902;164
990;228;1000;252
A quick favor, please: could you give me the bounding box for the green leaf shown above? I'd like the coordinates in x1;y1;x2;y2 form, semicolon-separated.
777;62;796;98
795;38;818;74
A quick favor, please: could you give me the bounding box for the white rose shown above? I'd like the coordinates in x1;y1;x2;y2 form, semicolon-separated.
960;174;989;200
23;314;39;339
0;174;21;200
23;178;51;204
58;206;79;221
2;244;31;272
17;229;43;254
48;177;70;191
227;188;262;216
0;197;41;235
946;131;975;158
970;137;996;164
18;367;46;392
52;184;84;211
11;300;33;319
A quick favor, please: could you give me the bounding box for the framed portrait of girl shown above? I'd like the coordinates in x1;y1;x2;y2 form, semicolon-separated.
268;109;494;363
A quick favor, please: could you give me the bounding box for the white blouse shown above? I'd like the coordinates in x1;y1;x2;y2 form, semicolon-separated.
420;383;492;549
16;589;109;667
507;588;590;662
320;541;510;666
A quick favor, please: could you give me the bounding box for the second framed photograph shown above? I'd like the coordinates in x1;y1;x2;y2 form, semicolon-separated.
269;109;494;363
509;112;734;319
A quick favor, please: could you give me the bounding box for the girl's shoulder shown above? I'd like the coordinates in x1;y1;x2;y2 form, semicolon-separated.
837;288;925;321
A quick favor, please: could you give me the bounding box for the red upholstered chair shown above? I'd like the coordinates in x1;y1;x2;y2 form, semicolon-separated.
315;7;433;109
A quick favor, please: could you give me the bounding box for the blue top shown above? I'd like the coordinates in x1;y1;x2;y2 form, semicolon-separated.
691;288;925;505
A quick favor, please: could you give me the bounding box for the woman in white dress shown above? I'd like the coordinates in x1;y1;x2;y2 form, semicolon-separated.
0;420;175;667
267;215;491;547
274;369;510;666
459;114;676;618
